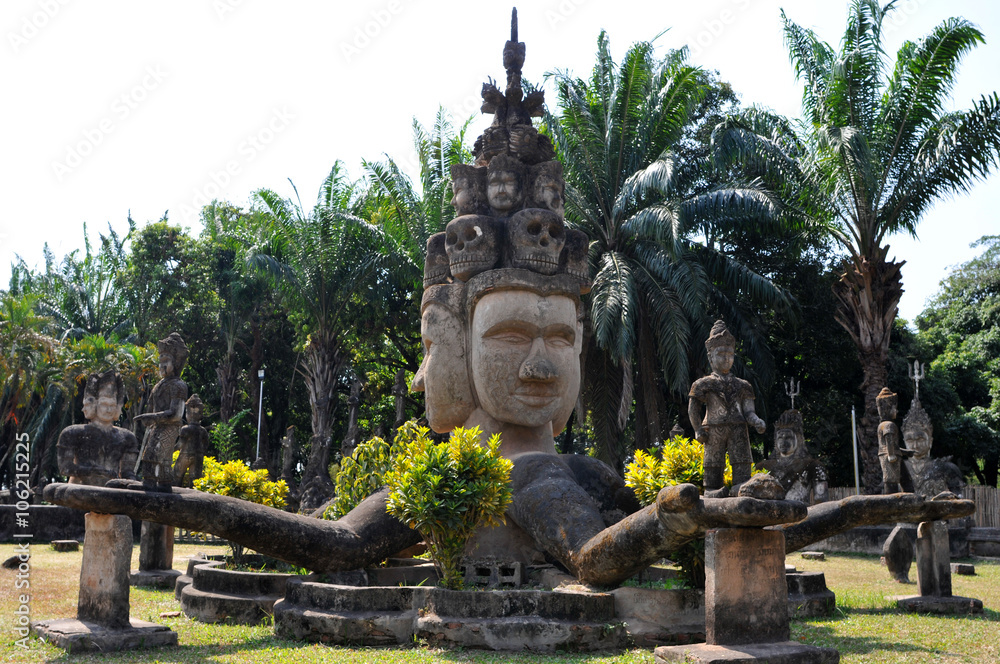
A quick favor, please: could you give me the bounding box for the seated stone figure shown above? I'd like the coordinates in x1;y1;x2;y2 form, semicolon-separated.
57;371;138;486
758;409;828;504
902;398;965;498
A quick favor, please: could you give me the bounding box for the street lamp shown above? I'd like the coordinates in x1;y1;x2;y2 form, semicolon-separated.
255;368;265;463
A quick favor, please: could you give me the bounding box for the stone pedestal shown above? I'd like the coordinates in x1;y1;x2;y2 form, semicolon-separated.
33;513;178;653
78;514;131;628
131;521;181;588
894;521;983;614
655;528;839;664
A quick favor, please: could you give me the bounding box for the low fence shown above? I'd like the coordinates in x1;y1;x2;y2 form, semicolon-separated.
828;485;1000;528
174;528;226;544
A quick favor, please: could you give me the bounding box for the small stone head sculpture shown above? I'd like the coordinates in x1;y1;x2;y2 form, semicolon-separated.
774;409;805;458
704;320;736;374
445;215;501;282
507;208;566;275
157;332;189;378
486;153;526;215
83;370;126;428
528;161;565;218
902;398;933;459
560;229;591;294
185;394;204;424
876;387;897;421
450;164;488;216
424;232;451;287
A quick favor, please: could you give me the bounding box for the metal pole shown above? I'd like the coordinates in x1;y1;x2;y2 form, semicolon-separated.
256;373;264;461
852;405;860;495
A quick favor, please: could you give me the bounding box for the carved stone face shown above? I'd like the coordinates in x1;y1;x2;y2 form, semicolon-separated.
82;392;99;422
159;355;176;379
94;383;122;428
487;168;523;213
508;209;566;275
445;215;499;282
186;401;203;424
904;427;932;459
424;232;451;287
533;174;564;218
708;346;734;374
470;291;581;429
775;428;799;457
412;301;475;433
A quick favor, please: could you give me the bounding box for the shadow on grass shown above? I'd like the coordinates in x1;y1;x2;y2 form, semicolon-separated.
793;622;941;656
42;634;316;664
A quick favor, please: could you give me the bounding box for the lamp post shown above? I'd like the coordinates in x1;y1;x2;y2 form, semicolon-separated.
255;368;265;463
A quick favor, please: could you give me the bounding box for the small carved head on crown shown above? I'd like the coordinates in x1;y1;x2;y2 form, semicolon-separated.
876;387;897;420
528;161;564;218
450;164;489;216
486;154;526;215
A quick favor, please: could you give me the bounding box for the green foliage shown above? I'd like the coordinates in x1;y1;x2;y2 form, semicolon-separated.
324;421;419;520
194;455;288;509
384;425;513;590
210;409;250;463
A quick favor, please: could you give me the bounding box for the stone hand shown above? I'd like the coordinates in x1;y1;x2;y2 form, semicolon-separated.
748;414;766;434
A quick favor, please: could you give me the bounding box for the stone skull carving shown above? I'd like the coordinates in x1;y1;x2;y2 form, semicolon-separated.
508;208;565;275
423;232;451;287
561;229;591;294
445;214;500;282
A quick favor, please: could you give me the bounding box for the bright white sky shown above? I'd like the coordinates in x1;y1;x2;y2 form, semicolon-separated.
2;0;998;324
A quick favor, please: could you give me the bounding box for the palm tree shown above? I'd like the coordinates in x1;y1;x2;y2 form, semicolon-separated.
545;33;792;466
713;0;1000;491
249;163;384;503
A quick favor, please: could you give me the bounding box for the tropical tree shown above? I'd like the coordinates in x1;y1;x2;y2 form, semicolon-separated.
713;0;1000;491
8;222;133;341
545;33;792;466
249;163;384;501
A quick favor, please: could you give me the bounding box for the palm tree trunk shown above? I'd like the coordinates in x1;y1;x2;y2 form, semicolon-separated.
832;249;904;494
216;351;239;424
298;331;346;511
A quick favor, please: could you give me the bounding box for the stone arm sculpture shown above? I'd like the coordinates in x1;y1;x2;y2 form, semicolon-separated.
43;473;974;587
133;396;185;427
743;399;767;434
688;398;707;443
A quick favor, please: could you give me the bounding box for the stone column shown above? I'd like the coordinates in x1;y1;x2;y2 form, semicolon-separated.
895;520;983;614
78;513;132;629
139;522;174;570
655;527;839;663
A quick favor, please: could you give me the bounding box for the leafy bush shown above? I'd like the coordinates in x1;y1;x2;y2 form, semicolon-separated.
210;409;250;462
384;425;513;590
323;422;416;520
194;456;289;564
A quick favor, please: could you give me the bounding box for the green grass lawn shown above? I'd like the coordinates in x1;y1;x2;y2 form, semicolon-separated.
1;542;998;663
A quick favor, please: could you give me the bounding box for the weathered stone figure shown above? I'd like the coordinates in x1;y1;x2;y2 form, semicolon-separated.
174;394;208;488
877;387;902;494
527;160;565;218
758;409;829;504
57;371;138;486
688;320;766;492
902;398;965;498
135;332;189;490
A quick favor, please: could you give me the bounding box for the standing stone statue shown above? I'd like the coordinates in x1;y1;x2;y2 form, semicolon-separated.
902;398;965;498
688;320;766;492
135;332;189;491
877;388;902;494
174;394;208;488
758;409;829;504
57;371;138;486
